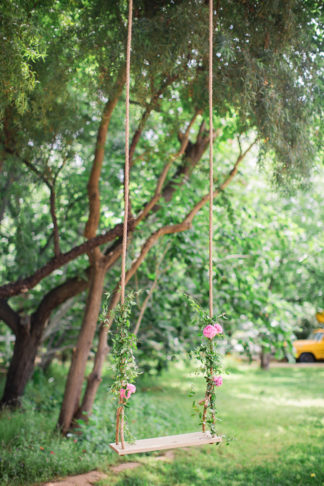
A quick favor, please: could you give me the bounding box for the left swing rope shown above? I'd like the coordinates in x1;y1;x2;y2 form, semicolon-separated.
116;0;133;450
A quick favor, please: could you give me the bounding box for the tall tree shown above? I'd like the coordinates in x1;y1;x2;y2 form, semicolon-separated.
0;1;321;431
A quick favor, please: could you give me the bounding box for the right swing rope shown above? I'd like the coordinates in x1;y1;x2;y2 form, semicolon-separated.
201;0;217;435
208;0;214;322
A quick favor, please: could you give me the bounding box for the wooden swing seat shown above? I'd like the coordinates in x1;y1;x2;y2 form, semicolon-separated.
109;431;222;455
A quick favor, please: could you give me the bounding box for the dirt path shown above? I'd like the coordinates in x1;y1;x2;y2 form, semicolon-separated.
43;471;108;486
42;451;175;485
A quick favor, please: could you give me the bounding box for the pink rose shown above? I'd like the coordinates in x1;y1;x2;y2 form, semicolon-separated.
126;383;136;398
203;325;218;339
120;383;136;400
213;323;223;334
213;376;223;387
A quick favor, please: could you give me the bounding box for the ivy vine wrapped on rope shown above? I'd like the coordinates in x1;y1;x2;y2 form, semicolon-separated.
102;292;139;448
188;296;224;436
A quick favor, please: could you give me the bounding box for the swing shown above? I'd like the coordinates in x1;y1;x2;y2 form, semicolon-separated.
110;0;222;455
110;431;221;456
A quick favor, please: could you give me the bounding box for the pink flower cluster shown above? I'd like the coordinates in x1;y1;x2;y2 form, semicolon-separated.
203;322;223;339
213;375;223;387
120;383;136;400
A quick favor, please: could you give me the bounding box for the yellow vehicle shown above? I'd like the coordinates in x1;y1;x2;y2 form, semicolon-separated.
294;329;324;362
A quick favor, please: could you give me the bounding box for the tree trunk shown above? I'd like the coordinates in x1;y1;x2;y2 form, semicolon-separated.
0;277;88;408
73;327;107;422
57;261;106;434
260;347;271;370
73;290;120;422
0;328;39;408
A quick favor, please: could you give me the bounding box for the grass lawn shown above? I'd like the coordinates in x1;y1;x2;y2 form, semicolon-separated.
0;360;323;485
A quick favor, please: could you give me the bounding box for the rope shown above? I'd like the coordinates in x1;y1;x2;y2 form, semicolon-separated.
209;0;214;318
116;0;133;450
121;0;133;306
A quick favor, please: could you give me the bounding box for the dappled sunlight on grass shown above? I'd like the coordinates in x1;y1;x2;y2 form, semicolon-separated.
234;392;324;408
100;361;324;486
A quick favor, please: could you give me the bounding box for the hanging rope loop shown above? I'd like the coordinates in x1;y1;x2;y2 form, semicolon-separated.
116;0;133;450
121;0;133;306
209;0;214;319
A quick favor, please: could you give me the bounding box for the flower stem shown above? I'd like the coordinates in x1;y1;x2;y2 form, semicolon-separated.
121;406;125;449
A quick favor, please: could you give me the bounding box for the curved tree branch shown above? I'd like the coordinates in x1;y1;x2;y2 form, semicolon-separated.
135;109;202;225
153;121;217;209
0;300;20;335
129;74;179;168
84;67;126;241
32;276;88;334
0;221;134;299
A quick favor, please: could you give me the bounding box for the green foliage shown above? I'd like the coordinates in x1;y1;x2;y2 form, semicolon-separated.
104;292;140;440
131;157;324;370
187;297;224;435
0;366;101;485
0;1;47;116
108;292;139;396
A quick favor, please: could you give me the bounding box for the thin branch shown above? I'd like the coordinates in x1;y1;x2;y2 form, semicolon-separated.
19;157;50;187
184;139;257;222
197;120;206;143
134;271;140;307
133;244;170;336
54;155;68;183
41;343;75;359
15;154;61;256
49;186;60;256
237;135;242;156
156;123;218;208
135;109;202;225
39;232;54;256
129;74;179;168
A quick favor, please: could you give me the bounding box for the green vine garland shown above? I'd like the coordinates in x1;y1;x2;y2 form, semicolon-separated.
188;296;224;436
101;292;139;445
